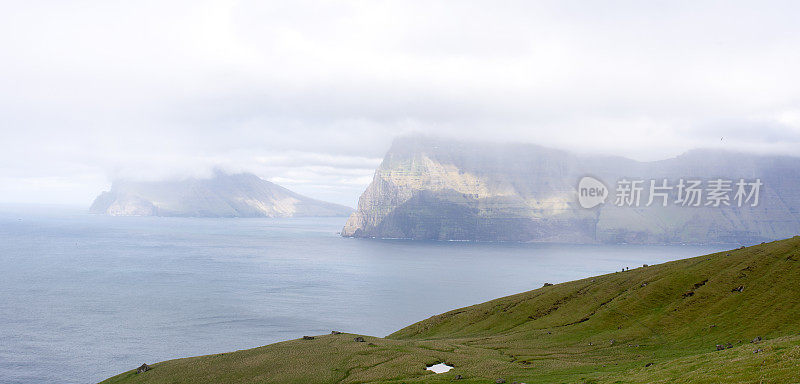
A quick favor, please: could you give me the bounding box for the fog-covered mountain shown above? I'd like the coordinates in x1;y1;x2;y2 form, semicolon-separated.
90;172;353;218
342;137;800;244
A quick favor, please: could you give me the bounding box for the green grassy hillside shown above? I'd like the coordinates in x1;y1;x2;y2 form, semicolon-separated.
102;237;800;384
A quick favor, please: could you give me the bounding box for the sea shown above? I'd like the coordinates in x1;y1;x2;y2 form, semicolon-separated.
0;205;729;384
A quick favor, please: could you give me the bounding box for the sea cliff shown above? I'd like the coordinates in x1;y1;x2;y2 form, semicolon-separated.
343;137;800;244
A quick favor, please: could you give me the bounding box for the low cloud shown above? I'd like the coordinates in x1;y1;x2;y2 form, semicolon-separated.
1;0;799;206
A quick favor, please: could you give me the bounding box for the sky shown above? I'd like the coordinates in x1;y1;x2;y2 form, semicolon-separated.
1;0;799;207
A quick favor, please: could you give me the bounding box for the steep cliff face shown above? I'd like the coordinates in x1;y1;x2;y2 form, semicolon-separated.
90;172;353;218
342;137;800;244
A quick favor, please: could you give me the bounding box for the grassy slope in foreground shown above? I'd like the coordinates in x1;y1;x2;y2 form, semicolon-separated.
102;237;800;384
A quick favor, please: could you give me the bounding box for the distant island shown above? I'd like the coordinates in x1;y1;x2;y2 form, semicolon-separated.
343;136;800;244
90;171;353;218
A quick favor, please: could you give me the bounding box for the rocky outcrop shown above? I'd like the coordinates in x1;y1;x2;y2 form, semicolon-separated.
90;171;353;218
342;137;800;244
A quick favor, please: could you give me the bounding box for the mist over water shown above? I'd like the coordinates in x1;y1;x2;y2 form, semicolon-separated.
0;206;727;384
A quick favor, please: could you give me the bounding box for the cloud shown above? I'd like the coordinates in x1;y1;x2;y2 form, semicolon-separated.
1;0;799;206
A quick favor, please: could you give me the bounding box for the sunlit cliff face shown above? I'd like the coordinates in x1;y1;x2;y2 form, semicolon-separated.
342;137;800;243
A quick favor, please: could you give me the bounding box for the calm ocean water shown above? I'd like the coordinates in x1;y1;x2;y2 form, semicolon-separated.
0;205;728;384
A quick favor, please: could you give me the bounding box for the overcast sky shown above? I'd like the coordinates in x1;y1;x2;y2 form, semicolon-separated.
1;0;799;207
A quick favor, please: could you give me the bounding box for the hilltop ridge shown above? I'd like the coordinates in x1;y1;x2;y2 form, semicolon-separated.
102;236;800;383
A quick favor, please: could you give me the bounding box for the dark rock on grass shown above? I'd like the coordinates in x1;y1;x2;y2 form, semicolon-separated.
453;374;463;380
136;364;150;374
302;336;315;340
682;291;694;298
354;336;365;342
645;362;653;367
732;286;744;292
542;283;553;287
331;331;342;335
716;344;725;351
751;336;762;343
726;343;733;349
495;379;506;384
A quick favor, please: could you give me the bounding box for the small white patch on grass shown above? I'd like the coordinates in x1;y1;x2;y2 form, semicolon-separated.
426;363;453;374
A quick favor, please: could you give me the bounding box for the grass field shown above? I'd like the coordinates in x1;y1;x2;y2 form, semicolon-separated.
101;237;800;383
